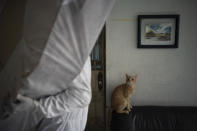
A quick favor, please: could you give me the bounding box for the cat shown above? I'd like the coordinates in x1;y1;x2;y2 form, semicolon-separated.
108;74;137;125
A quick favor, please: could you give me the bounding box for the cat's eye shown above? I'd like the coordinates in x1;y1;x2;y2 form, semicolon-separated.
131;78;134;81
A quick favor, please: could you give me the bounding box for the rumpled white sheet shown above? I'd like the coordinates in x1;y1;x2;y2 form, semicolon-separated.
0;57;91;131
0;0;115;130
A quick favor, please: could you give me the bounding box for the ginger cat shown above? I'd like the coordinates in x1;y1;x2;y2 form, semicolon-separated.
108;74;137;125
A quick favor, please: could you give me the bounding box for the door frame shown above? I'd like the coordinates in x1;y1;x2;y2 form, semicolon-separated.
103;25;107;130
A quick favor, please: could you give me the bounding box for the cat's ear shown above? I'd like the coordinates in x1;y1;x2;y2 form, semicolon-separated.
125;73;129;78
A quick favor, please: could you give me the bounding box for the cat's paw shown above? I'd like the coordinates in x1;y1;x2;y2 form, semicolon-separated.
127;105;132;111
125;110;130;114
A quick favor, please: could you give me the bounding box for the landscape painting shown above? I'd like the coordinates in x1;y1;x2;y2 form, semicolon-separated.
145;23;172;41
138;15;179;48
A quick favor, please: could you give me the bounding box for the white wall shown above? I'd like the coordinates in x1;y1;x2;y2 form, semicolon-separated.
106;0;197;107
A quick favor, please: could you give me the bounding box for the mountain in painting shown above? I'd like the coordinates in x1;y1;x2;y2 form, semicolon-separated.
145;23;172;41
147;23;172;34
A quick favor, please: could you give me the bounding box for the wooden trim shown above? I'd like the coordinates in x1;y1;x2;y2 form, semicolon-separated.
103;25;107;131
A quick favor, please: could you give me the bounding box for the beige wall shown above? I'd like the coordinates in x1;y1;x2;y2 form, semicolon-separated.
0;0;26;66
106;0;197;106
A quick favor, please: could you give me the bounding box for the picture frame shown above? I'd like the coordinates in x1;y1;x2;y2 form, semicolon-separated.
137;15;180;48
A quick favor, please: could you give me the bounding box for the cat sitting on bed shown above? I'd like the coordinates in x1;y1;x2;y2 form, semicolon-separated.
108;74;137;126
111;74;137;114
108;74;137;125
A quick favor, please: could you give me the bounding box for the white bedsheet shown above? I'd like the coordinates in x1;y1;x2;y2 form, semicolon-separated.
0;0;115;130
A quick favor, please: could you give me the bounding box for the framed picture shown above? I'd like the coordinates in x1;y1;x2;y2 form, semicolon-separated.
137;15;180;48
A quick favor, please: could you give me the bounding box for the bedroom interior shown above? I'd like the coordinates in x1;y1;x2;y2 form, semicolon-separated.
0;0;197;131
106;0;197;130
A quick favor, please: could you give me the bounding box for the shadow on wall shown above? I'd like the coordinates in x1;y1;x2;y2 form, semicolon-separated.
0;0;27;65
0;0;7;14
0;61;3;72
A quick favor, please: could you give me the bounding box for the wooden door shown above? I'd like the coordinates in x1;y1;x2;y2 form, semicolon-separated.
85;28;106;131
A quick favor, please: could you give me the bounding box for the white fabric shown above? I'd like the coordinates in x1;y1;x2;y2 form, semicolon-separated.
39;57;92;117
0;0;115;130
0;57;91;131
21;0;115;98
